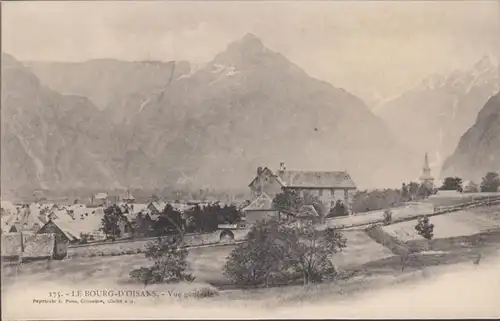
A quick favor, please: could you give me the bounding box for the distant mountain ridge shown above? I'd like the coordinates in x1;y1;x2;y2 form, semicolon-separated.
1;53;122;197
115;33;420;190
441;91;500;181
2;34;422;195
25;59;191;124
377;56;499;174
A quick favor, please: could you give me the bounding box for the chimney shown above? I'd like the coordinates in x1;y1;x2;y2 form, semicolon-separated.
279;162;286;172
256;166;264;194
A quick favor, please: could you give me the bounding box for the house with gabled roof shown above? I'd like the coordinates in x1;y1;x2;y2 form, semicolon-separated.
22;233;55;262
147;200;167;217
241;192;278;224
240;192;294;223
249;163;357;215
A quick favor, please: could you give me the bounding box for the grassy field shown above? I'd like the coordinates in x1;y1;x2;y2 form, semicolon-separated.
2;230;394;287
3;219;500;319
382;206;500;242
3;204;500;320
424;193;500;207
322;203;434;229
329;230;394;268
2;244;237;288
3;250;500;319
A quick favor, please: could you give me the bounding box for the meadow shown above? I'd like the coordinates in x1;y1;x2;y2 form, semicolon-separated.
383;204;500;242
3;252;500;319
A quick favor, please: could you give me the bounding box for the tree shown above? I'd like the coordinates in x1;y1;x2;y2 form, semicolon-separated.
223;220;287;287
183;204;220;233
302;191;326;218
480;172;500;192
415;216;434;240
328;200;348;218
399;244;420;272
407;182;420;200
401;183;409;201
152;204;184;236
273;190;304;213
352;189;403;213
129;237;194;285
100;204;127;241
223;220;347;286
464;181;479;193
440;177;463;192
284;222;347;285
218;205;243;225
200;204;219;232
417;184;432;199
383;209;393;225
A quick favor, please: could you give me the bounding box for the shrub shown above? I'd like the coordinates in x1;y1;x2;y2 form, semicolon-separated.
129;237;195;285
415;216;434;240
440;177;463;192
224;220;287;286
327;200;349;218
224;220;347;286
383;209;393;225
480;172;500;192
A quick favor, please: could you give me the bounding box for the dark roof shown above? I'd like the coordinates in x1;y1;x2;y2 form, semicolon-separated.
249;167;356;189
38;220;74;242
278;170;356;189
149;201;166;213
248;167;286;187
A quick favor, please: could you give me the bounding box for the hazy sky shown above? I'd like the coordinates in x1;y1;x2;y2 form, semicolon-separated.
2;1;499;106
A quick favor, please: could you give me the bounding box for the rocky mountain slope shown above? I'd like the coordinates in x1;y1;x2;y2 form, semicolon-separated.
3;34;422;194
377;56;499;175
1;53;122;197
441;92;500;181
117;33;419;190
25;59;191;124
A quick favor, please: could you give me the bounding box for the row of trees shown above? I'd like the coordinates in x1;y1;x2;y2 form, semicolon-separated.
352;171;500;214
352;182;431;214
100;203;243;240
440;172;500;193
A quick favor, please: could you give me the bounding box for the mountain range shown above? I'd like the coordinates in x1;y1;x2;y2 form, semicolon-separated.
1;33;443;197
1;53;122;198
377;56;499;176
441;91;500;182
24;59;191;125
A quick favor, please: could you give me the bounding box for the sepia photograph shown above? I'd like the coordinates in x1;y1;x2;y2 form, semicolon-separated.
1;0;500;319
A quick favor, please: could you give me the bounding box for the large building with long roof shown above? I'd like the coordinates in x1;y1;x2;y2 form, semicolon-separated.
248;163;357;214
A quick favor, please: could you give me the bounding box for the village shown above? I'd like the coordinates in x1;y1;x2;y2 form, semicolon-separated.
1;155;499;265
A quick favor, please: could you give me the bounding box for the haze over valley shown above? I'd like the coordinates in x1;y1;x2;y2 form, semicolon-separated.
1;1;499;199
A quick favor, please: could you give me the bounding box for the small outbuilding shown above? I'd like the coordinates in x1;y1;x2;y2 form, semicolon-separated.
37;221;71;259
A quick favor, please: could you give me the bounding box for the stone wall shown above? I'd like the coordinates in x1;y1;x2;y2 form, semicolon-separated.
66;229;249;258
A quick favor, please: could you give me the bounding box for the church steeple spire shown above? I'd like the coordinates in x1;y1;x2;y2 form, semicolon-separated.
419;152;434;188
423;153;430;171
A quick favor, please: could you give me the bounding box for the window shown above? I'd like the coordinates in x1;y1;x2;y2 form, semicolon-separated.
319;189;323;197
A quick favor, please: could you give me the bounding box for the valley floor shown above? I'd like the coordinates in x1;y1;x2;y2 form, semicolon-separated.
2;203;500;318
